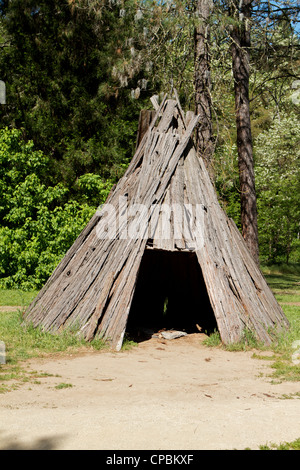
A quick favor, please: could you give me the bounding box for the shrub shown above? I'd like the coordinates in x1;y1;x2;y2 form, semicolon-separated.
0;128;111;290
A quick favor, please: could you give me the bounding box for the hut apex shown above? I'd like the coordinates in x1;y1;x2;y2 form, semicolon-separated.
24;95;289;350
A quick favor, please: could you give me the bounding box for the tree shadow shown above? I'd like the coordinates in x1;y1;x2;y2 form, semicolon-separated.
0;432;67;450
264;273;300;291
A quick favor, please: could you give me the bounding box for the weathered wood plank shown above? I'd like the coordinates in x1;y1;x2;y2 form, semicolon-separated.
136;109;156;149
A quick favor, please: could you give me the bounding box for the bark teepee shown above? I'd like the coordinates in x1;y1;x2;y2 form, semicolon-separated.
24;95;289;350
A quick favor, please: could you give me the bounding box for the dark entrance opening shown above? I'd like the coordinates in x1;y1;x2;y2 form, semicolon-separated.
126;249;217;341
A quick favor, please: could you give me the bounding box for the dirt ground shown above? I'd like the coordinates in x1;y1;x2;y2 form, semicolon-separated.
0;333;299;450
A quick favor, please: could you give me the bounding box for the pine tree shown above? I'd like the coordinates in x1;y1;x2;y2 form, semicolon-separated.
0;0;146;188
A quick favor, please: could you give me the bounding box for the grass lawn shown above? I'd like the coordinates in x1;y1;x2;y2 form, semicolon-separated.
0;289;38;306
0;289;108;392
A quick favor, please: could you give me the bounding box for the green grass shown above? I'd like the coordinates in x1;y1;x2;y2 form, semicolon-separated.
55;382;73;390
259;437;300;450
0;307;108;392
0;289;138;392
0;289;38;306
0;310;105;364
274;293;300;304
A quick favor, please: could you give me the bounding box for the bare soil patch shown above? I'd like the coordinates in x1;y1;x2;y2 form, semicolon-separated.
0;306;24;312
0;333;299;450
280;302;300;306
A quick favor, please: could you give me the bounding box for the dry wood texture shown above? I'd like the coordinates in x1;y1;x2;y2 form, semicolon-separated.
24;97;289;350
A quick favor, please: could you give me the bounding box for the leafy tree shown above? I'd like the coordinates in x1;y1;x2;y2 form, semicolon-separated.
255;112;300;264
0;0;145;188
0;128;112;290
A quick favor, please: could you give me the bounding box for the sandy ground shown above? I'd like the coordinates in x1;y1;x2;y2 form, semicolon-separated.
0;332;299;451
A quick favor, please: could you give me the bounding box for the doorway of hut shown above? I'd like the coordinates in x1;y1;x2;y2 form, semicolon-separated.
126;248;218;342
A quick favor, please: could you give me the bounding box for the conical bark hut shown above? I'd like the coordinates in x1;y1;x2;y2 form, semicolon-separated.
24;96;289;350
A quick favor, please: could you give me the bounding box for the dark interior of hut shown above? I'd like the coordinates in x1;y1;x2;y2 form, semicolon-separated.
126;249;218;342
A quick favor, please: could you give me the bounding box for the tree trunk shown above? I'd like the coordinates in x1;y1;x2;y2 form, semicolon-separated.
230;0;260;266
194;0;214;178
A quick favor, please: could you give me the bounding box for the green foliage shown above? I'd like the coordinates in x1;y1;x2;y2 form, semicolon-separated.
0;128;103;290
255;113;300;264
75;173;114;207
214;142;241;229
0;201;95;289
0;0;145;186
214;110;300;264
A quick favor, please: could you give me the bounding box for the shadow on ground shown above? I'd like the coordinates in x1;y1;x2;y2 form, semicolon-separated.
0;432;67;450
